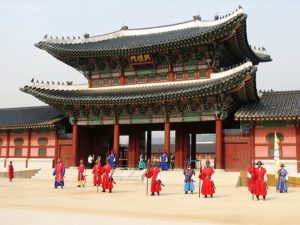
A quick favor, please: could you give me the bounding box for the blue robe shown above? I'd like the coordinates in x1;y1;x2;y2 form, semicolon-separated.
108;153;116;169
160;153;168;171
278;168;288;192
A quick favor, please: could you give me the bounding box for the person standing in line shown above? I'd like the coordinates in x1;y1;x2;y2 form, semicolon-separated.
254;160;268;200
92;160;102;187
53;159;65;188
108;150;116;169
160;151;168;171
138;154;147;170
199;160;215;198
247;161;256;193
146;163;163;196
77;159;86;187
87;154;93;169
8;161;14;182
170;154;175;170
102;159;114;193
277;163;288;193
183;163;195;194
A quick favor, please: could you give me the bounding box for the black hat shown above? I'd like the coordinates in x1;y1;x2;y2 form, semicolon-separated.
256;160;263;165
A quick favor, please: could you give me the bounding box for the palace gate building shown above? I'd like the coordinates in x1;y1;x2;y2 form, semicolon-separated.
2;7;299;172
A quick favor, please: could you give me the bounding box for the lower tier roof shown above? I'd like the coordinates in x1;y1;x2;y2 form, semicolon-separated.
20;62;258;106
0;106;64;130
235;90;300;121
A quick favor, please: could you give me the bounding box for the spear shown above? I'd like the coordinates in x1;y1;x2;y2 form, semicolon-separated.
199;161;202;198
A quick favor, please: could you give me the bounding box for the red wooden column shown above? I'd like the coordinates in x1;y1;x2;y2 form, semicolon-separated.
215;119;223;169
128;130;136;168
134;130;140;167
191;133;196;168
72;124;78;166
88;79;93;88
182;131;188;167
296;125;300;173
164;121;171;156
113;122;120;164
175;126;184;169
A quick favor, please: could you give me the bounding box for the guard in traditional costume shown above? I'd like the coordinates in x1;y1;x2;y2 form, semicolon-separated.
199;160;215;198
183;163;195;194
92;160;102;187
8;161;14;182
247;161;256;193
77;159;86;187
160;151;168;171
108;151;116;169
254;160;267;200
53;159;65;188
146;163;162;196
102;160;113;193
278;163;288;193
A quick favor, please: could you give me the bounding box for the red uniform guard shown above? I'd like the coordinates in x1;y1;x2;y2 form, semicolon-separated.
53;159;65;188
77;159;86;187
8;161;14;182
254;160;267;200
102;160;113;193
92;160;102;186
199;160;215;198
146;163;162;196
247;161;256;193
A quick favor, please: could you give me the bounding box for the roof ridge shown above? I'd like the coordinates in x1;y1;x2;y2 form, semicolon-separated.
0;105;54;111
39;8;244;45
262;90;300;94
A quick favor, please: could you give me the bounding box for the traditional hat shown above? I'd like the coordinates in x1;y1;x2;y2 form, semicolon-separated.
256;160;263;165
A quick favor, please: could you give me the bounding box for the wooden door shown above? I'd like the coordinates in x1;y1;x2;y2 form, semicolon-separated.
225;143;249;171
59;145;72;168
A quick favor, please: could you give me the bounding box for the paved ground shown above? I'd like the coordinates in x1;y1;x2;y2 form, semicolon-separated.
0;178;299;225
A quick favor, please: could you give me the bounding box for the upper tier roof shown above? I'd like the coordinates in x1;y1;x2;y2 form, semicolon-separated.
0;106;64;130
20;62;258;106
35;8;271;63
235;91;300;121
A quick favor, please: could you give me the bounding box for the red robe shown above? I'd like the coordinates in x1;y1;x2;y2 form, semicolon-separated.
8;164;14;181
146;167;162;193
199;166;215;195
102;164;113;190
254;167;267;197
78;164;86;181
92;164;102;185
54;163;65;182
247;166;256;192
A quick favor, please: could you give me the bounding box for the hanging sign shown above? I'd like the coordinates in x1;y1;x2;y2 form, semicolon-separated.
128;53;153;65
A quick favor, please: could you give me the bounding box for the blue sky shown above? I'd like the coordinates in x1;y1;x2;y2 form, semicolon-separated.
1;0;299;108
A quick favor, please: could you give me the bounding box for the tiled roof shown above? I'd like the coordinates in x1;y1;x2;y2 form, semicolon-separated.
35;8;270;63
0;106;64;130
20;62;258;106
235;91;300;121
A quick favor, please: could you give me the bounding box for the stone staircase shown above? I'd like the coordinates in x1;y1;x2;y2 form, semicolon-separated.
0;168;40;179
32;168;146;182
31;168;240;187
